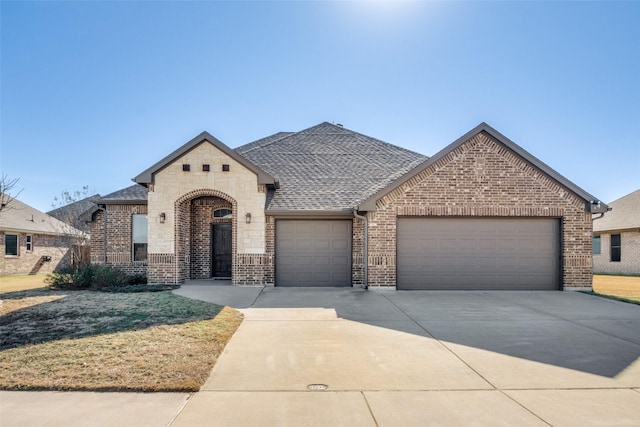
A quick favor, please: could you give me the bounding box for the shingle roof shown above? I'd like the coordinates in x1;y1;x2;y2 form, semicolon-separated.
47;194;102;232
594;189;640;232
100;184;148;204
235;122;427;211
0;195;82;236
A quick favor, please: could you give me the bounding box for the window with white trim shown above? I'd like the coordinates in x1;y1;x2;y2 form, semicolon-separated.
5;234;18;256
26;235;33;251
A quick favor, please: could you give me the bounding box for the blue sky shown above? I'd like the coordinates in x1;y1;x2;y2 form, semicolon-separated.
2;1;639;212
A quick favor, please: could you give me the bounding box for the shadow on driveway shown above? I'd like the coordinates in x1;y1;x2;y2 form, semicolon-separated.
178;285;640;381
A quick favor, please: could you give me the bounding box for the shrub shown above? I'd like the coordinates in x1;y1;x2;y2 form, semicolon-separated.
46;264;142;291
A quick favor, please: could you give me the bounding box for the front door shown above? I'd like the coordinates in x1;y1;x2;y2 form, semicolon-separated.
211;223;232;278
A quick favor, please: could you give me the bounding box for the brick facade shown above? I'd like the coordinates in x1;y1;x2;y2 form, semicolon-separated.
90;204;148;276
1;232;74;276
366;131;593;290
90;126;598;290
593;231;640;275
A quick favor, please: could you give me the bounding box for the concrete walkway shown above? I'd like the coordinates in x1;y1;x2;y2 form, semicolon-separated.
3;286;640;426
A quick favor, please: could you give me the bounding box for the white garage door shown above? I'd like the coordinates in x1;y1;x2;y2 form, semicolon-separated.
276;220;352;287
397;218;560;290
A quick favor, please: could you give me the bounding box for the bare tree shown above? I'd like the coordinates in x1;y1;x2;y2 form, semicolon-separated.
0;175;22;212
49;186;95;266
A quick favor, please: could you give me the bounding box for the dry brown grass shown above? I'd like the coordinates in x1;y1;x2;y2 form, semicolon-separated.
0;275;48;293
593;275;640;303
0;288;243;391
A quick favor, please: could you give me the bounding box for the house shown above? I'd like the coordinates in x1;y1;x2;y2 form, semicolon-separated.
0;196;83;276
593;189;640;275
84;122;608;290
48;193;102;232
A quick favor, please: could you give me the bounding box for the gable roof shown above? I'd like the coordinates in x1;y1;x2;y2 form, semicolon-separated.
133;131;276;186
593;189;640;232
0;195;82;236
100;184;148;204
235;122;427;212
47;194;102;232
358;122;607;213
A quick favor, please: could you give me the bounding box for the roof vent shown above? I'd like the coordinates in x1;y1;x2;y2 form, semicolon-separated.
335;123;343;128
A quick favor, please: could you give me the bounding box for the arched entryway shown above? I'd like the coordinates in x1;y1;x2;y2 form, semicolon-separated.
174;189;237;281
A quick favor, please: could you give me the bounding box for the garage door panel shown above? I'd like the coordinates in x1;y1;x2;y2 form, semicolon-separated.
276;220;352;287
397;218;560;290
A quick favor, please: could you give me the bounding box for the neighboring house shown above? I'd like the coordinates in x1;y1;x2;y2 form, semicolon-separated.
47;193;102;232
593;189;640;275
84;122;608;290
0;196;83;276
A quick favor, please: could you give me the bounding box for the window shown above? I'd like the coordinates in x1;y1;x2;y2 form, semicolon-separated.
592;235;601;255
5;234;18;256
213;208;232;218
610;234;621;262
132;215;148;261
26;235;33;251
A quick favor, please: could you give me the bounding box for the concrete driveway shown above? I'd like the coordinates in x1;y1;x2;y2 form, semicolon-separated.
169;286;640;426
3;286;640;426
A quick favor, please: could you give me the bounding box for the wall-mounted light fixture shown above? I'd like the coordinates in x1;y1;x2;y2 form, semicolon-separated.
159;212;166;223
245;213;251;224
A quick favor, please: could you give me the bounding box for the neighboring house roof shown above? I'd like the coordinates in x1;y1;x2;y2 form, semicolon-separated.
0;195;82;236
47;194;101;232
133;131;276;186
358;122;607;213
593;189;640;232
236;122;427;212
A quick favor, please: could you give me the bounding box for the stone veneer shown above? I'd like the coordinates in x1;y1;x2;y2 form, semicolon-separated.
146;141;268;284
366;131;593;290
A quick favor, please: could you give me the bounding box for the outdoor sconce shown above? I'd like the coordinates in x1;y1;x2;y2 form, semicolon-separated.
159;213;166;224
245;213;251;224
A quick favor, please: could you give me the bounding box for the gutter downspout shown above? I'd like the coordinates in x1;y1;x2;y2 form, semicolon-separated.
96;205;108;264
353;208;368;289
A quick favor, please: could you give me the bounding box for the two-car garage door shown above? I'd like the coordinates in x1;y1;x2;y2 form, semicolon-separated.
397;218;560;290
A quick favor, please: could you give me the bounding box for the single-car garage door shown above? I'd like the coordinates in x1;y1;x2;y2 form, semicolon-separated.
397;218;560;290
276;220;352;287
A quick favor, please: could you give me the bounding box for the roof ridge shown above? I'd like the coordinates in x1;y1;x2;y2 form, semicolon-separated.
235;131;295;154
235;122;347;154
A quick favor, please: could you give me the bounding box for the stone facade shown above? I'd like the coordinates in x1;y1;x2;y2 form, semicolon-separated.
593;231;640;275
1;232;73;276
366;132;593;290
145;141;268;284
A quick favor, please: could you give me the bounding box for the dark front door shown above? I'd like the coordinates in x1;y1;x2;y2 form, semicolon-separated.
211;223;232;278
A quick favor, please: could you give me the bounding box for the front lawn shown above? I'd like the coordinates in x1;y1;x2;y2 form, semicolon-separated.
593;274;640;303
0;288;243;391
